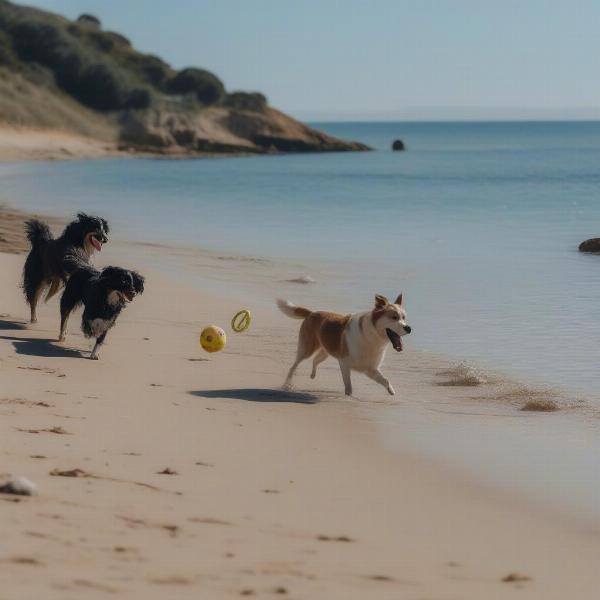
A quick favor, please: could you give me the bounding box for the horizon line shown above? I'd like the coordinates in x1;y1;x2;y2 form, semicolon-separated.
305;117;600;124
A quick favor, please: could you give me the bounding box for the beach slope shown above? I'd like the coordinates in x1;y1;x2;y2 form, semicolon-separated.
1;240;600;598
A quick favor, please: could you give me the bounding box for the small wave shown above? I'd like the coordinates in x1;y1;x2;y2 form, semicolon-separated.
435;362;487;386
285;275;316;284
214;255;269;265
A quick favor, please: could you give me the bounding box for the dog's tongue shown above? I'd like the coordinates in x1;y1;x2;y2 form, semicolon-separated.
91;236;102;252
386;329;403;352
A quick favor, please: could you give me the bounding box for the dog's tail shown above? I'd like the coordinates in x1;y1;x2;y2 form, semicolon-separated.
277;299;312;319
25;219;53;247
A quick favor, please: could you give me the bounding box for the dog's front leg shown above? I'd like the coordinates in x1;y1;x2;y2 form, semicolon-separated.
366;368;395;395
89;332;107;360
338;359;352;396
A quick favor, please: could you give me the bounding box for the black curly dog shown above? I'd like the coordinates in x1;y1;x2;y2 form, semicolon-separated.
59;264;144;360
22;213;109;323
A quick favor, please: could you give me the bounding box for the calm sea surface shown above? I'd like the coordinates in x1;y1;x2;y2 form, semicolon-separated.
2;121;600;396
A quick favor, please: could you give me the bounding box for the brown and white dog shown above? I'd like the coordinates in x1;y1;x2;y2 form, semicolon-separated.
277;294;411;396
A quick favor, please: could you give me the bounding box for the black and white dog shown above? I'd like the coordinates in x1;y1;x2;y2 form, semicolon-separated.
22;213;109;323
59;265;144;360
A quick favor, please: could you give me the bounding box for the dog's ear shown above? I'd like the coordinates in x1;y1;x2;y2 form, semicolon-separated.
99;266;119;279
395;293;403;306
131;271;145;294
101;218;110;233
374;294;389;309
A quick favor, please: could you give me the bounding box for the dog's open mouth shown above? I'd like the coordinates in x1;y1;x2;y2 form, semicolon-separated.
386;329;403;352
90;234;103;252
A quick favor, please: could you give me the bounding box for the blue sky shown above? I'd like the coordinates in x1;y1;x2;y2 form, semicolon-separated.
23;0;600;121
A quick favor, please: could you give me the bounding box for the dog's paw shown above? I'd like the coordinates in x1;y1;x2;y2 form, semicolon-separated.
57;336;66;343
387;385;395;396
89;354;99;361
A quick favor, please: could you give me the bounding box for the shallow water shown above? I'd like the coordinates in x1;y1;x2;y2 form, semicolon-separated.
2;120;600;397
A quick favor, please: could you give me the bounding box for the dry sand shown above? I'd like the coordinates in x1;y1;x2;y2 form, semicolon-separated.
2;211;600;598
0;126;124;161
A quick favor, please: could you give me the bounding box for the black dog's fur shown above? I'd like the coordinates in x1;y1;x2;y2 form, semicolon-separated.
22;213;109;323
59;264;144;360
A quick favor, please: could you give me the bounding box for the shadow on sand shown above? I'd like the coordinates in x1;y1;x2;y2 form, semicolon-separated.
1;335;83;358
189;388;318;404
0;318;28;330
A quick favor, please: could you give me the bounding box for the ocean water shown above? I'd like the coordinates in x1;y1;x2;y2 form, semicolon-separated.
2;121;600;397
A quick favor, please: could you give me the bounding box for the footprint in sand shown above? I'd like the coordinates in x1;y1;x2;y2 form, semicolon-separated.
157;467;178;475
117;515;180;537
273;587;288;594
1;398;52;408
7;557;43;566
502;572;531;583
187;517;231;526
317;535;354;542
17;426;70;435
149;576;193;585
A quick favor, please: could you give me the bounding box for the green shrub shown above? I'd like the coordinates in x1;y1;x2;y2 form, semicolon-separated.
74;62;124;109
223;91;267;112
10;19;151;111
167;67;224;104
11;20;85;91
77;14;101;29
103;31;131;47
88;30;115;52
126;87;151;109
0;29;17;67
117;52;172;88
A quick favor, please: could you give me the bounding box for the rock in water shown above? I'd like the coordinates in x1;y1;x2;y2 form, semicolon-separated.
579;238;600;253
0;476;38;496
392;139;405;151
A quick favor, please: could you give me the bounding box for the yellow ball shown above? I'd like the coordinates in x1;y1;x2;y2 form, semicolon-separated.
200;325;226;353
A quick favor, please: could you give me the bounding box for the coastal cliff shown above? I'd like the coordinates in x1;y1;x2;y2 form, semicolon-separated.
0;1;369;157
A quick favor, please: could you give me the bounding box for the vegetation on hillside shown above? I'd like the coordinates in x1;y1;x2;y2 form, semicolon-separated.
0;0;225;112
0;0;369;154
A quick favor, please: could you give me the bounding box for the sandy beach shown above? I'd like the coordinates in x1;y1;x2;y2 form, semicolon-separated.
0;126;125;162
1;207;600;599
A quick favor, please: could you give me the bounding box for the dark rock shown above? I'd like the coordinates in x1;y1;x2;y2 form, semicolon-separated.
392;139;405;151
579;238;600;253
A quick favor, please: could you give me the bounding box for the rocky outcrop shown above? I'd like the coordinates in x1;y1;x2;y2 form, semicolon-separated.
392;139;405;151
118;104;370;155
579;238;600;253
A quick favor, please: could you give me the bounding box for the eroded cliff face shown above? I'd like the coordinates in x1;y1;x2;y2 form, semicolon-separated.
119;103;369;155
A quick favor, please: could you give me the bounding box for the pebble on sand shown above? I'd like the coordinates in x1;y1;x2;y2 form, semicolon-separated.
0;476;38;496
